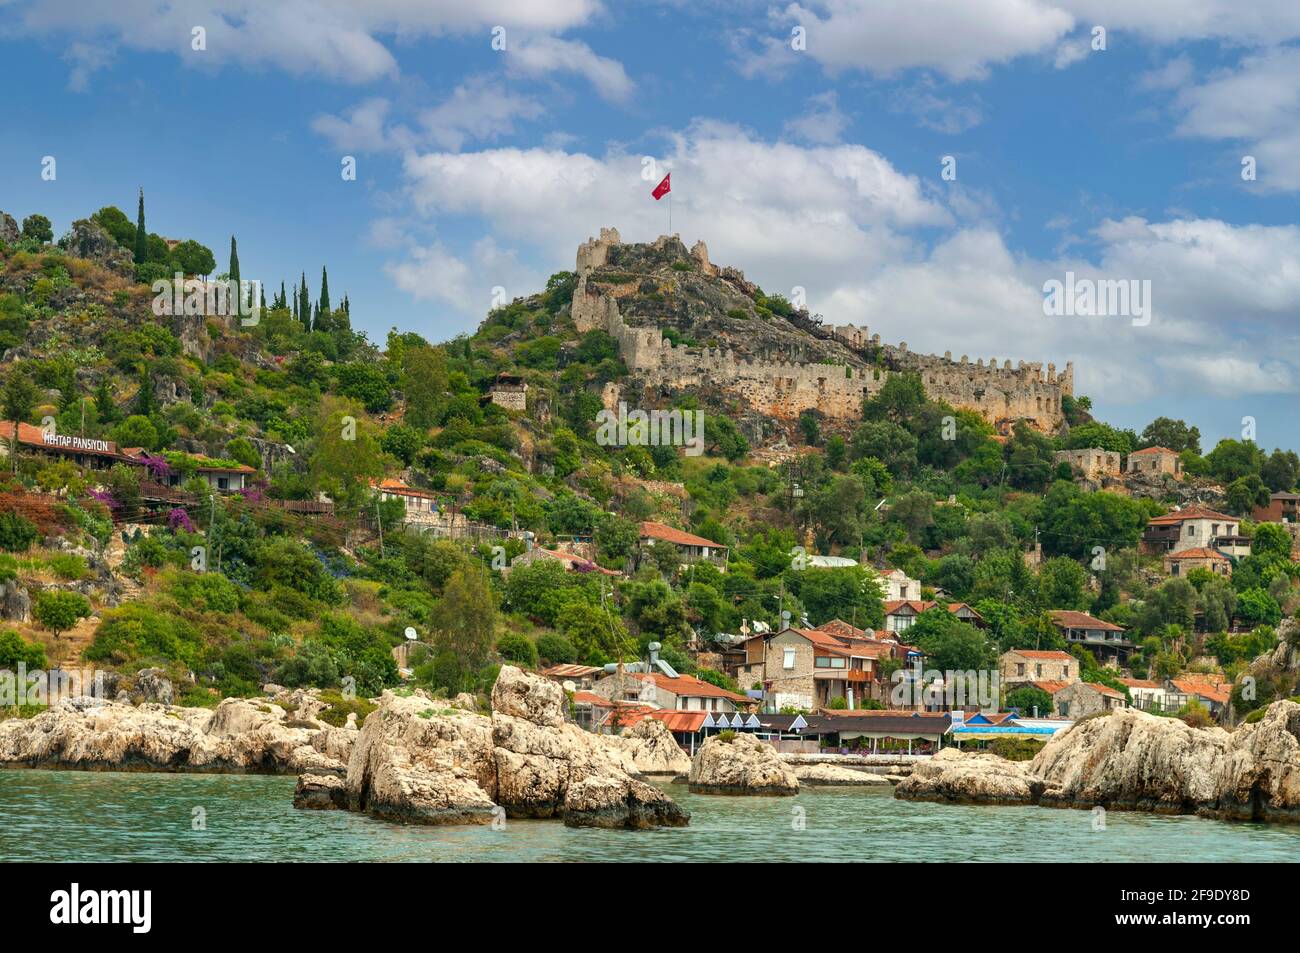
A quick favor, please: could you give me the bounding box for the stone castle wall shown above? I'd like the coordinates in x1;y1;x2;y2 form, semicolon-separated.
573;229;1072;429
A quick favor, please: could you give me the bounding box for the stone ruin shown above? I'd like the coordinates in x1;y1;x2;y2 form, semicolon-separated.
571;227;1073;432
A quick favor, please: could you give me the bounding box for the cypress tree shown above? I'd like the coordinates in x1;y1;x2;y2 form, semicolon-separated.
228;236;240;287
94;377;117;425
318;266;330;314
299;273;311;332
133;188;147;265
278;280;287;311
133;364;155;417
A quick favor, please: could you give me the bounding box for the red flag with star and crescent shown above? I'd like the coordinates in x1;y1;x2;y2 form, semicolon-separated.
651;173;671;200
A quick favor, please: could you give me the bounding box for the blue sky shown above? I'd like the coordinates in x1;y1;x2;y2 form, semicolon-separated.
1;0;1298;451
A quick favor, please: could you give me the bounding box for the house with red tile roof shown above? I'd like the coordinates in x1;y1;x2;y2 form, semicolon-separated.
638;520;728;570
0;420;137;470
1163;547;1231;577
1141;505;1249;558
1167;676;1231;716
1125;445;1183;478
883;599;985;635
591;669;749;713
1000;649;1079;687
1047;610;1135;667
735;622;906;712
1053;680;1127;718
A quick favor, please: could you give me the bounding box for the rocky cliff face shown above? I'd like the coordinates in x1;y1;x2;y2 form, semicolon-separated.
688;733;799;795
339;666;689;829
896;701;1300;822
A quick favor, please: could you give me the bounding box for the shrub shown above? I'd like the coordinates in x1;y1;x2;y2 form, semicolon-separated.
0;512;38;552
46;553;88;581
316;689;378;728
85;603;202;667
536;632;577;665
0;629;47;669
496;632;538;668
989;737;1046;761
716;729;737;743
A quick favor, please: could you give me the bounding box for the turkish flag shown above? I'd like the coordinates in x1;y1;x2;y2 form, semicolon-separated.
651;173;671;200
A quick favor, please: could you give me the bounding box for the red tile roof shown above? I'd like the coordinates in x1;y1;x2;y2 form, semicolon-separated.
1007;649;1075;661
1082;682;1126;699
1166;547;1230;561
1171;677;1231;705
616;709;711;733
1147;505;1237;525
638;520;724;549
884;600;983;620
372;477;439;500
1118;678;1161;689
632;672;748;703
1047;610;1125;632
1028;679;1073;694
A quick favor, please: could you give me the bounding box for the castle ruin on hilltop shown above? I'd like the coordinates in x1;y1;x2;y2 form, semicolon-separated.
571;227;1073;432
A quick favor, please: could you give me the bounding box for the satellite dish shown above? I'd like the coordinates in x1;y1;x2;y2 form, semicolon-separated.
404;627;418;641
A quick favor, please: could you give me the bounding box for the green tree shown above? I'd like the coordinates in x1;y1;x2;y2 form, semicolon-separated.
909;608;996;671
0;629;47;669
429;567;497;691
1139;417;1201;454
169;240;215;276
20;214;53;244
133;188;147;265
228;235;240;290
33;590;91;639
2;367;41;423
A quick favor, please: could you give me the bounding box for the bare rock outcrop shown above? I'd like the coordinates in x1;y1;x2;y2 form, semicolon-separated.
896;702;1300;822
0;695;354;775
688;733;799;795
793;762;892;786
606;717;692;776
294;773;348;810
895;748;1039;804
338;667;688;829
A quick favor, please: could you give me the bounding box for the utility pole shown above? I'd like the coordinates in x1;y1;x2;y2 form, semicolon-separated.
376;498;385;557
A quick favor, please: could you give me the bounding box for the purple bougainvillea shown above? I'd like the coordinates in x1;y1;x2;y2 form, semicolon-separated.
238;486;264;503
144;456;173;481
168;508;195;532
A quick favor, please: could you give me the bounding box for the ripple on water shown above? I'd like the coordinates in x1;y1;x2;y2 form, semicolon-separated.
2;770;1298;862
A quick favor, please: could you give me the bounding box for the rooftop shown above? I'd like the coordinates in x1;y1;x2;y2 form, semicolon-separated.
638;520;724;549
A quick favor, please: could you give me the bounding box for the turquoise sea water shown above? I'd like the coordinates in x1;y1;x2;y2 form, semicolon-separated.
2;769;1298;862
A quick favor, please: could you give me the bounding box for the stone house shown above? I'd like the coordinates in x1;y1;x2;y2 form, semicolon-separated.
487;373;528;411
1054;447;1121;481
874;567;923;601
736;623;898;711
1000;649;1079;687
1125;445;1183;478
371;477;439;526
1053;681;1127;718
1163;547;1231;577
1141;505;1249;557
590;670;747;713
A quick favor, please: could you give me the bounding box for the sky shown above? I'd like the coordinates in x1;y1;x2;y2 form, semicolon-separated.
1;0;1298;451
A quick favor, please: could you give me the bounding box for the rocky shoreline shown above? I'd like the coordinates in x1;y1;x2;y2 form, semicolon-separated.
0;666;690;830
896;700;1300;822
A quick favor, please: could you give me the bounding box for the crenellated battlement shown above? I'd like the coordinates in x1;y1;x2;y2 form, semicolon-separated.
572;229;1073;431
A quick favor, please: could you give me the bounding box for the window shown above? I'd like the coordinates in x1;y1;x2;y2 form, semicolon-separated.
217;477;229;490
783;648;796;670
1035;664;1043;676
1186;525;1196;536
1016;663;1025;676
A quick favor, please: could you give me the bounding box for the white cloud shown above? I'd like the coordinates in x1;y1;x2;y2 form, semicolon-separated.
1168;46;1300;192
385;237;541;313
783;91;849;144
11;0;605;84
760;0;1075;81
504;36;635;103
312;79;545;154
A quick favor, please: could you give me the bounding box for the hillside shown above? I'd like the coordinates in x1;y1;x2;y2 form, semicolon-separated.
1;200;1299;727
